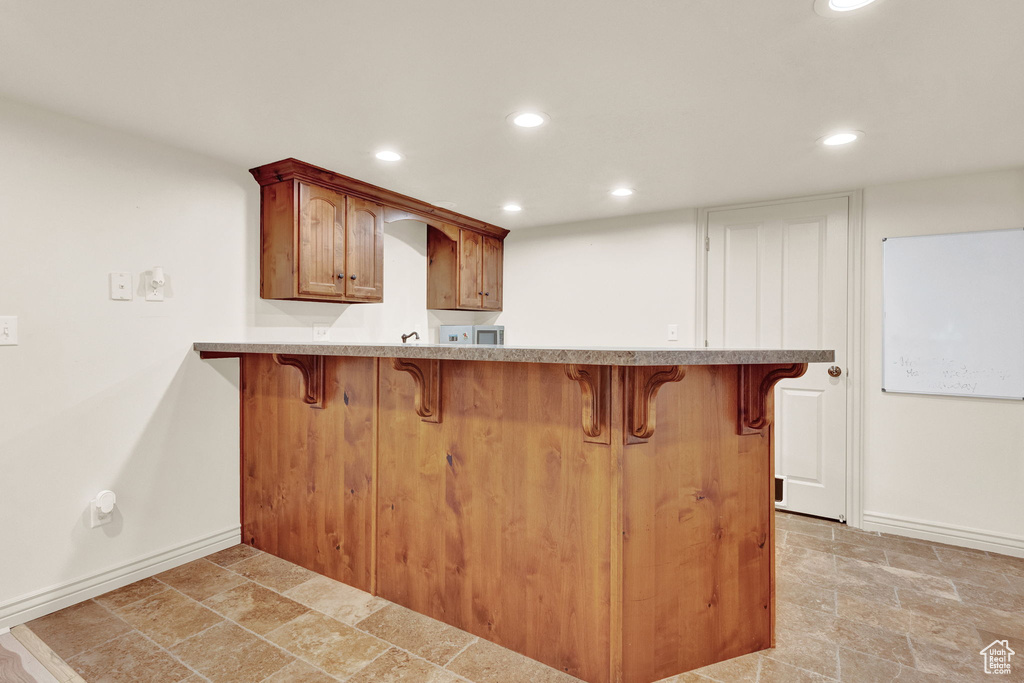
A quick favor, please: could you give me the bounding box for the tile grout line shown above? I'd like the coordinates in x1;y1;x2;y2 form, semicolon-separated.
174;549;476;681
96;594;216;682
187;564;480;682
110;618;211;683
334;645;395;682
776;601;945;675
760;651;840;680
216;549;486;681
39;601;142;668
62;597;210;683
157;583;340;682
441;635;480;669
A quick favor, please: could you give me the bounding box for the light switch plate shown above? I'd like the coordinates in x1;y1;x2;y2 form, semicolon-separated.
0;316;17;345
667;324;679;342
109;272;132;301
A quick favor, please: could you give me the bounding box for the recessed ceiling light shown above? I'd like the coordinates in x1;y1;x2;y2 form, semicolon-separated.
375;150;403;161
829;0;877;10
502;203;523;212
813;0;882;16
507;112;549;128
820;131;862;146
611;188;635;197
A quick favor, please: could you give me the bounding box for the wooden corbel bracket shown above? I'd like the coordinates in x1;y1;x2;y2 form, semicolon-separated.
272;354;326;409
564;364;612;445
392;358;441;423
737;363;808;435
624;366;686;444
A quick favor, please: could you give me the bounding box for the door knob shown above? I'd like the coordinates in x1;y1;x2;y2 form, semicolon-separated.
350;274;357;280
828;366;842;377
337;273;344;279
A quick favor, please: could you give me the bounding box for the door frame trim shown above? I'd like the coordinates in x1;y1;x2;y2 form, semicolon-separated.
696;190;865;528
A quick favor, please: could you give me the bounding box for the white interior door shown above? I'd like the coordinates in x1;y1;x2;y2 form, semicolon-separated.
706;197;849;521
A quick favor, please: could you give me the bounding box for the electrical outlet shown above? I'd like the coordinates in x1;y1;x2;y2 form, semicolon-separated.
312;323;330;342
89;490;116;528
145;267;166;302
0;316;17;345
667;324;679;342
90;505;113;528
109;272;132;301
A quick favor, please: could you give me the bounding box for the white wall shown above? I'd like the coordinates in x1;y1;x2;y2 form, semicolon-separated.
0;99;474;627
0;99;248;624
497;209;699;347
244;220;496;345
861;169;1024;550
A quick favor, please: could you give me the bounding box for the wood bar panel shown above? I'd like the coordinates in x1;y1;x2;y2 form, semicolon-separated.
621;365;772;682
241;354;375;590
377;360;612;682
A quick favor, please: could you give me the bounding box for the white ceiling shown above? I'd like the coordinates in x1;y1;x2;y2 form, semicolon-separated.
2;1;1023;228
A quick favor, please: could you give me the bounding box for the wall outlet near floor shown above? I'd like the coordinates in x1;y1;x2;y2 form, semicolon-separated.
89;490;117;528
0;317;17;345
312;323;330;342
667;324;679;342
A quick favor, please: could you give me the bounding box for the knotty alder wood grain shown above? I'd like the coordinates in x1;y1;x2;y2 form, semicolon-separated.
237;356;798;683
378;360;612;682
620;365;773;682
241;354;375;591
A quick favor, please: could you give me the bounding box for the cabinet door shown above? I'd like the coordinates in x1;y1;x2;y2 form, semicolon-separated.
298;183;346;297
345;196;384;300
481;236;503;310
458;230;483;309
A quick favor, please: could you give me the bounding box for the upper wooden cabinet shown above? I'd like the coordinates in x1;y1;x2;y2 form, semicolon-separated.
252;159;507;306
427;226;503;310
259;179;383;303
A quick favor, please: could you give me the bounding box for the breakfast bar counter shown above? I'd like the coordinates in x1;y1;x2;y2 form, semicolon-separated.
196;342;833;683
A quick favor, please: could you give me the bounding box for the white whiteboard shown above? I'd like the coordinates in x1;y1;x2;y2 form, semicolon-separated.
883;228;1024;400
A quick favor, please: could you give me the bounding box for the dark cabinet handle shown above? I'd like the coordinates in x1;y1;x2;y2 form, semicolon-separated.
485;292;490;296
350;275;357;280
337;273;344;279
478;291;483;295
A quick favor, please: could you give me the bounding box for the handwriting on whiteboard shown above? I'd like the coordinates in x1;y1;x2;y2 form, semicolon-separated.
889;355;1008;395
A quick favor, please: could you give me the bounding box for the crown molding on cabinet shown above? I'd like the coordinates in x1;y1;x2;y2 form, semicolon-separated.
250;158;509;240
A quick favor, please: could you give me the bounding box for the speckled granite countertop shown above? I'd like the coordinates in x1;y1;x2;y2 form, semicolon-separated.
194;342;833;366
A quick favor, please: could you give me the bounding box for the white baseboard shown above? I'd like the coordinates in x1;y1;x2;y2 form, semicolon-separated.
862;511;1024;558
0;525;240;630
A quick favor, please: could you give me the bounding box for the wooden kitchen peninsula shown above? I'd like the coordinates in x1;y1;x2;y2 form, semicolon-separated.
195;342;833;683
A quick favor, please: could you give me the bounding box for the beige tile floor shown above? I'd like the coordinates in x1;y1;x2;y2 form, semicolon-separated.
22;512;1024;682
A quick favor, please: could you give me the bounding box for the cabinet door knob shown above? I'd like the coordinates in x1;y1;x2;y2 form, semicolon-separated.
478;291;483;296
485;292;490;296
337;273;344;279
350;274;357;280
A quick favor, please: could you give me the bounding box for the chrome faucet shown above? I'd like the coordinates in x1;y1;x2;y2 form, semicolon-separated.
401;331;420;344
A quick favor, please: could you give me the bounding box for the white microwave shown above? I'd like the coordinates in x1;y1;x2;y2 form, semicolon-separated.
439;325;504;345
